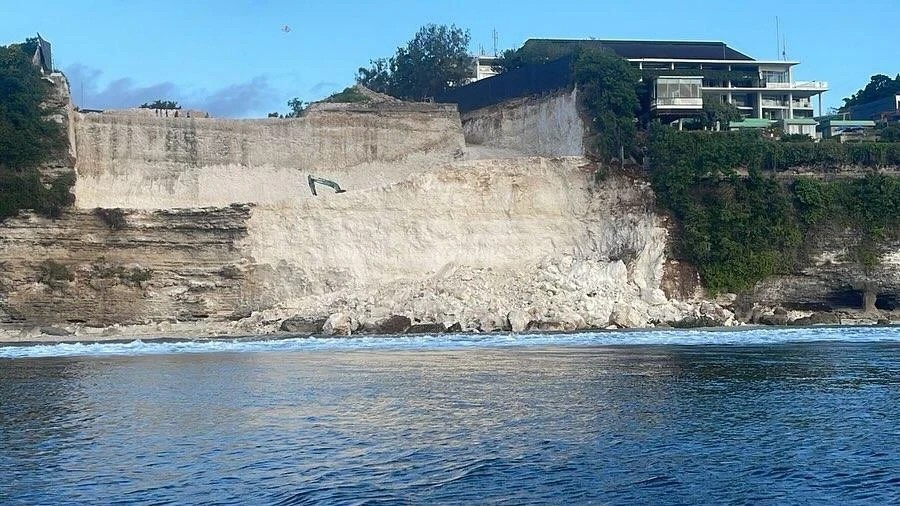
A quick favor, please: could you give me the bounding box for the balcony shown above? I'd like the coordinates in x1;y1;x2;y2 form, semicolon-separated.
702;80;828;91
764;80;828;90
651;97;704;110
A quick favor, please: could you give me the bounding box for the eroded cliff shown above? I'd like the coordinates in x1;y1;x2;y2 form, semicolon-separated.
1;81;895;340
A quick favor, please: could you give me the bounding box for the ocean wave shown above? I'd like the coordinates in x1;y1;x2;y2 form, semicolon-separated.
1;326;898;359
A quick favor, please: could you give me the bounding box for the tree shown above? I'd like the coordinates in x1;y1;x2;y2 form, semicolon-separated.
699;100;742;131
139;100;180;109
0;41;65;171
879;124;900;142
0;40;72;220
842;74;900;108
357;24;473;100
573;47;641;160
285;97;306;118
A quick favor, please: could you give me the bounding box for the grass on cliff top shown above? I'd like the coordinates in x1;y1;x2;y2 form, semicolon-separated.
0;40;72;221
323;87;372;104
648;125;900;294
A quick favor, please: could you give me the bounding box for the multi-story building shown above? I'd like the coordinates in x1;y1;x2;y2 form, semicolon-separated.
467;39;828;133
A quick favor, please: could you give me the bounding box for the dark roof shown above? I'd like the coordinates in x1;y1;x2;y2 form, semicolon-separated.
847;94;900;121
522;39;755;61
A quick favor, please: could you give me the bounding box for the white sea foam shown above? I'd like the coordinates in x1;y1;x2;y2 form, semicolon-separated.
0;326;898;359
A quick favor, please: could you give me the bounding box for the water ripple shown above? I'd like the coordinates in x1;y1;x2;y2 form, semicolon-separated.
1;331;898;503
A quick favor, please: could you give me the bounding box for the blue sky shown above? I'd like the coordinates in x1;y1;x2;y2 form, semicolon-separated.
2;0;897;117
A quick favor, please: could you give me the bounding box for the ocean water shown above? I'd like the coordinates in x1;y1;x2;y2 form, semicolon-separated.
1;327;898;504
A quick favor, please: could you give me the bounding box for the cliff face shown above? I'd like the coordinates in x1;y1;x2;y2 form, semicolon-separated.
460;88;585;157
1;78;895;339
743;231;900;318
0;206;255;329
73;102;465;209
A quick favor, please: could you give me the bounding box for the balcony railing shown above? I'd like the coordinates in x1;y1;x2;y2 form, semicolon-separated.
651;97;703;109
702;80;828;90
765;80;828;90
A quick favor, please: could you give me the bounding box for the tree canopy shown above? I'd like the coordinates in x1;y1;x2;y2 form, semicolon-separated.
139;100;180;109
0;40;72;220
842;74;900;108
357;24;473;101
0;41;65;171
573;47;641;160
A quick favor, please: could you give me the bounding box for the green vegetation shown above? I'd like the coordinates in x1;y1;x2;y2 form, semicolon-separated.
842;74;900;108
357;24;472;101
0;40;72;221
878;124;900;142
94;207;127;230
698;101;742;131
323;86;371;104
648;126;900;292
139;100;180;110
573;48;640;160
37;260;73;288
268;97;307;119
90;258;153;286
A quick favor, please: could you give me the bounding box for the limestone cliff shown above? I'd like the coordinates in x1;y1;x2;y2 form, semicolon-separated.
73;102;465;209
0;206;254;330
0;78;895;340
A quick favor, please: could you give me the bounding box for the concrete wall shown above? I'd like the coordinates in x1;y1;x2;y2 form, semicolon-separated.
73;103;465;208
460;88;585;157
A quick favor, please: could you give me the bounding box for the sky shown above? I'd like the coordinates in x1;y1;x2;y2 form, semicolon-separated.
2;0;897;118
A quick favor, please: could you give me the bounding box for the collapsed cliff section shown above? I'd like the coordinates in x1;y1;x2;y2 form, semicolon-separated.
0;206;257;338
0;76;734;339
245;156;702;332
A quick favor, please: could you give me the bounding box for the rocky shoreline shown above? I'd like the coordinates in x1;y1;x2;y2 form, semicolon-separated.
1;307;895;345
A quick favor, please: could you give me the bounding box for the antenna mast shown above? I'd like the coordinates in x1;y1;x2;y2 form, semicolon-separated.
775;16;780;60
492;28;498;56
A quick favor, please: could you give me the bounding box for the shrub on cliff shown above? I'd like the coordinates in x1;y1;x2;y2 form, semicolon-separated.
648;126;900;293
0;41;65;171
0;40;71;221
573;48;641;161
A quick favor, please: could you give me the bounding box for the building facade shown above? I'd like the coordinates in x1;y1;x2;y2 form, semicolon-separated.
469;39;828;132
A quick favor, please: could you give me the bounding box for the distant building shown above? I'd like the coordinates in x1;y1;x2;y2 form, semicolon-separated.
817;119;877;142
472;55;500;82
31;33;52;75
447;38;828;134
846;93;900;123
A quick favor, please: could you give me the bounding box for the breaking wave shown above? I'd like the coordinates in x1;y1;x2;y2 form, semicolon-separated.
1;326;898;359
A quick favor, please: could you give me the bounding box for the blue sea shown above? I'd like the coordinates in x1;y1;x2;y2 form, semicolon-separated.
1;326;898;504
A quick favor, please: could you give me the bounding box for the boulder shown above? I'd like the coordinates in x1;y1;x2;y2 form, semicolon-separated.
445;322;463;333
526;319;567;332
756;313;789;326
279;317;326;335
507;310;530;332
610;304;642;328
323;313;352;336
559;312;587;331
376;315;411;334
479;313;510;332
41;326;72;337
789;312;840;326
406;323;446;334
